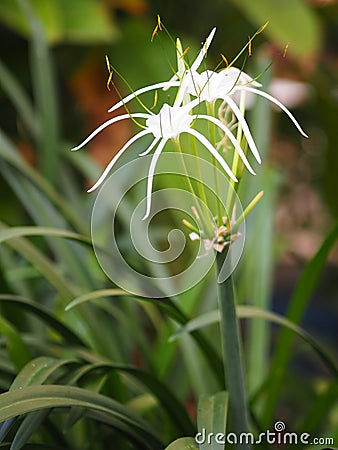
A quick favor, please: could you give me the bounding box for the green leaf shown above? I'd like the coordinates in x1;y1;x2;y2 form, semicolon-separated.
10;357;76;390
0;130;86;233
216;256;250;448
0;226;91;246
0;59;39;138
17;0;60;183
298;380;338;433
0;0;116;44
0;385;163;449
8;357;78;450
164;437;199;450
197;392;228;450
0;228;77;303
58;0;118;44
230;0;321;58
66;289;225;387
170;306;338;377
0;315;31;371
63;361;196;436
0;444;67;449
65;289;130;311
0;295;84;346
10;410;50;450
263;220;338;426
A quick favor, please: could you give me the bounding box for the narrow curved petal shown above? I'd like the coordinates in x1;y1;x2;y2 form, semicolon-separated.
139;137;161;156
72;113;150;151
239;86;308;138
163;74;179;92
223;95;262;164
188;128;237;182
87;129;152;192
173;29;216;107
196;114;256;175
108;81;180;113
142;139;167;220
191;28;217;72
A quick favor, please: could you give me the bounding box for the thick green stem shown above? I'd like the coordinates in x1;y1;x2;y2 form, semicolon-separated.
216;249;251;449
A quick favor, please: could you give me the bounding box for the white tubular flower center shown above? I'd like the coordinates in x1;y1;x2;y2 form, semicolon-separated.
146;104;193;139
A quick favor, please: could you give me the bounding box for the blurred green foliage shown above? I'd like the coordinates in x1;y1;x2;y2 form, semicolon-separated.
0;0;118;44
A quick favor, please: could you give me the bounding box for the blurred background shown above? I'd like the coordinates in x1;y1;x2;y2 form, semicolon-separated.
0;0;337;440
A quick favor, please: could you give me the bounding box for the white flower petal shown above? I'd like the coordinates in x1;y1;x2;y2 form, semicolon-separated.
223;95;262;164
191;28;216;72
239;86;308;138
87;129;152;192
188;128;237;182
107;81;180;113
142;139;167;220
223;67;261;89
139;137;161;156
146;103;194;140
72;113;149;151
196;114;256;175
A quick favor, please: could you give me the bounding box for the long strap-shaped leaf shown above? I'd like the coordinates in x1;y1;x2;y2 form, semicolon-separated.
0;130;86;233
0;226;91;246
67;289;225;386
0;295;84;346
170;306;338;378
263;220;338;426
59;358;196;436
0;385;163;449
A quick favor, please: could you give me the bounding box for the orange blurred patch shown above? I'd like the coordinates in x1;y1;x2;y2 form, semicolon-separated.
69;57;132;171
105;0;149;15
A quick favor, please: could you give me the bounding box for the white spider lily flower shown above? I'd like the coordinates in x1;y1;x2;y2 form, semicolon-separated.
185;68;261;102
107;28;216;114
185;66;308;139
72;101;244;220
